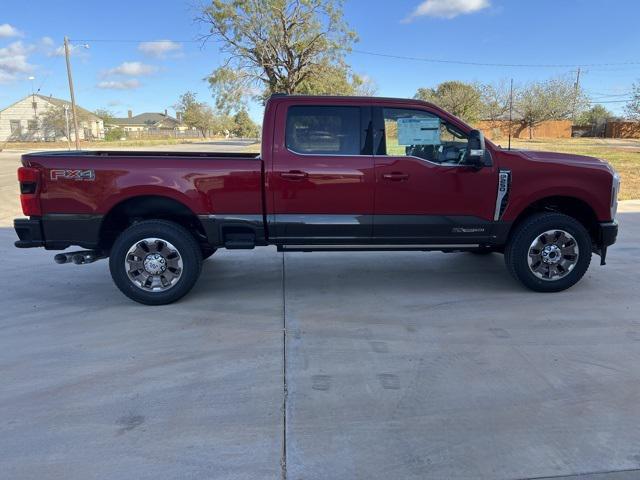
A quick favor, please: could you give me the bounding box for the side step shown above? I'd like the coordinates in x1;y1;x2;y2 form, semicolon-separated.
277;243;480;253
224;233;256;250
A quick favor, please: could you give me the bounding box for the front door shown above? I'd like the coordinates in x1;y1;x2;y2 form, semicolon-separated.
269;104;375;243
373;106;498;244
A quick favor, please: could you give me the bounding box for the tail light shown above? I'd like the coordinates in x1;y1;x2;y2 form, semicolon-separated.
17;166;41;216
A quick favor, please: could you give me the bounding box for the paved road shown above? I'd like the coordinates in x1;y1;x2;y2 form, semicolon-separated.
1;143;640;479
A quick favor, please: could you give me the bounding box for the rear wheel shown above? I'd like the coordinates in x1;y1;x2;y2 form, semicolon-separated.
505;213;592;292
109;220;202;305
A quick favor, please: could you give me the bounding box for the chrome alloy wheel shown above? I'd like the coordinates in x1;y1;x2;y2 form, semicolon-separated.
125;238;183;292
527;229;579;281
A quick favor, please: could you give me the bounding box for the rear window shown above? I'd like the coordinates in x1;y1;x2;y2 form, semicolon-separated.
285;106;361;155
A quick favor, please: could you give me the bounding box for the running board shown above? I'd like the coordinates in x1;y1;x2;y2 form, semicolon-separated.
224;233;256;249
277;244;479;253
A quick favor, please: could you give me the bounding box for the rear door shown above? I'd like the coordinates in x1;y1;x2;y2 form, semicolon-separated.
268;102;374;243
372;105;498;244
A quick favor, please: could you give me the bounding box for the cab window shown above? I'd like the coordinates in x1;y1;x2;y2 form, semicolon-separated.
286;106;361;155
382;108;469;165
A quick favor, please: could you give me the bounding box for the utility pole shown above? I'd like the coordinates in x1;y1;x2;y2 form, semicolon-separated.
64;105;72;151
572;67;581;123
508;78;514;150
64;37;81;150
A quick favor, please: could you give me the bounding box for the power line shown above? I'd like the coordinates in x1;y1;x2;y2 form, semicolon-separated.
587;92;632;97
70;38;200;43
69;37;640;69
349;48;640;69
587;99;631;104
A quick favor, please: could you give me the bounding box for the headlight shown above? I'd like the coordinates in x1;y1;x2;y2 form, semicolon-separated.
611;171;620;220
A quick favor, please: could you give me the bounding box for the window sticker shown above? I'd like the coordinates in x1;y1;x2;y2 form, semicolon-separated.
397;117;441;146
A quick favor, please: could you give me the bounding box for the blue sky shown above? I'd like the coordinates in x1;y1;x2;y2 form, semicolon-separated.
1;0;639;122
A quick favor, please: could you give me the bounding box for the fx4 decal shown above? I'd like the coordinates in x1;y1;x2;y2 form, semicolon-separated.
50;169;95;181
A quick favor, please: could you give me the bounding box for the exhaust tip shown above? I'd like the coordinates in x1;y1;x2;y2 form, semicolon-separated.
54;253;68;264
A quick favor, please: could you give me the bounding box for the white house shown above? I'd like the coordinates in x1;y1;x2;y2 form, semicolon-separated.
0;94;104;142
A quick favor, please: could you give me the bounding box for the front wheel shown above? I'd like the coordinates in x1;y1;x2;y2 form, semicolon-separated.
109;220;203;305
505;213;592;292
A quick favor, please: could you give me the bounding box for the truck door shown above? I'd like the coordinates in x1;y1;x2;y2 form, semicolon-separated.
372;106;498;244
268;103;375;243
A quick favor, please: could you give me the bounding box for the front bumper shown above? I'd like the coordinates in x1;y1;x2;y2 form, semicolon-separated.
14;217;44;248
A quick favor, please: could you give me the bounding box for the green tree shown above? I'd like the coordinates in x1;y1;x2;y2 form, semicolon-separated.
174;92;217;137
576;105;613;126
232;109;260;137
198;0;362;111
516;76;587;138
625;81;640;120
414;81;483;123
104;128;125;141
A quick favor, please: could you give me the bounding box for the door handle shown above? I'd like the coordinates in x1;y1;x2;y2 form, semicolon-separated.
280;170;308;180
382;172;409;181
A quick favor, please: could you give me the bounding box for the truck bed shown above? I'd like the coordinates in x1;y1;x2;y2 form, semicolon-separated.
23;150;264;217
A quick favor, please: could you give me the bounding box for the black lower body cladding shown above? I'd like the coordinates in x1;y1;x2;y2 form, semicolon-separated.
14;214;103;250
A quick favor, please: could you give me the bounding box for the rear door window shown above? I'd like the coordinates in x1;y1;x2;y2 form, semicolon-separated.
286;106;361;155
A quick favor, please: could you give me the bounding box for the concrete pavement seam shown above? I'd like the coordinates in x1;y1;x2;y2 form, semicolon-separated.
515;466;640;480
281;251;288;480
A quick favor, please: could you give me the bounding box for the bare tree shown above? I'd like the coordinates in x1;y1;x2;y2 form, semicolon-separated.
516;76;587;139
625;81;640;120
479;80;513;121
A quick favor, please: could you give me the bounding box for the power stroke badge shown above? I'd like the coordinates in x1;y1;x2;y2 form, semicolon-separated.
50;169;95;181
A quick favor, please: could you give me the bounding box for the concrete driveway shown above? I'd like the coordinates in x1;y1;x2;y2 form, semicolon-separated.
1;144;640;479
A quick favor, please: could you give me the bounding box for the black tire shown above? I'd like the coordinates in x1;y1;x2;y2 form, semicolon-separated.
202;247;217;260
109;220;203;305
505;213;592;292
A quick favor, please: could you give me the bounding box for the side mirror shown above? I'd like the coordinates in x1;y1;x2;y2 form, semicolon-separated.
466;129;486;168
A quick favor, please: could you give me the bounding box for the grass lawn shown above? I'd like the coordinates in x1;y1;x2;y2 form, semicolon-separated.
494;138;640;200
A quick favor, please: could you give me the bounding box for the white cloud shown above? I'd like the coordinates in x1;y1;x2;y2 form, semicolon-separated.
48;43;89;58
0;71;16;83
405;0;490;21
40;36;54;46
0;41;35;82
97;79;141;90
106;61;158;77
0;24;22;38
138;40;182;58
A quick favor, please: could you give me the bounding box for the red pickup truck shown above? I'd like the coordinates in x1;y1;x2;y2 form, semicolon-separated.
14;95;619;304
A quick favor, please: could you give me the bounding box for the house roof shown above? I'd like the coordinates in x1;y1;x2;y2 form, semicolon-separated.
1;94;102;122
111;112;181;127
34;95;102;121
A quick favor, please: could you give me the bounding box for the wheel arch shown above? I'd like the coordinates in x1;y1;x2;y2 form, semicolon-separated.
99;195;208;251
507;195;600;243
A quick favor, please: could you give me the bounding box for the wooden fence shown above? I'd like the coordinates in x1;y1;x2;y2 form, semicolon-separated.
605;122;640;139
476;120;573;140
